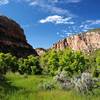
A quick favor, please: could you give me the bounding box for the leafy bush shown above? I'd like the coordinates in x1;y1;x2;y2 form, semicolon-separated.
40;49;59;75
0;53;18;74
90;50;100;77
59;49;89;76
38;81;55;90
96;56;100;68
54;71;100;94
40;48;89;76
54;71;73;90
18;55;42;75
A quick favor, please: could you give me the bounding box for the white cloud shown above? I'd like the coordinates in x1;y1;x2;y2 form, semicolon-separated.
0;0;80;16
60;34;65;38
86;20;100;25
29;0;39;6
79;19;100;32
52;0;81;3
57;18;100;38
0;0;9;5
7;0;76;17
48;0;81;4
83;29;88;32
28;0;76;16
48;6;71;15
48;0;58;3
56;32;60;35
39;15;74;24
66;0;81;3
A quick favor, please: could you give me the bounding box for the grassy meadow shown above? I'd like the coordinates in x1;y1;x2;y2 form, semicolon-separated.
0;72;100;100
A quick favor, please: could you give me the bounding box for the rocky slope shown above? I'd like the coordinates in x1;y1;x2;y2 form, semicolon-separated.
0;16;37;57
35;48;46;56
52;29;100;52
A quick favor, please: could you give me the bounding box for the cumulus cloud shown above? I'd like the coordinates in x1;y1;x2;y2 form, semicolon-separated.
0;0;9;5
39;15;74;24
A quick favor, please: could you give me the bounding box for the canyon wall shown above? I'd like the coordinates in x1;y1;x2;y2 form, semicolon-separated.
0;16;37;57
52;29;100;52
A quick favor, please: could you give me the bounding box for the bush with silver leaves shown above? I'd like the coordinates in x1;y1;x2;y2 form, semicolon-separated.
54;71;100;94
54;71;73;90
38;81;55;90
73;72;100;94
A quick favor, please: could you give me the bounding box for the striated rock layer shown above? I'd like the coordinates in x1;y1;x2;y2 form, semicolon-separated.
0;16;37;57
52;29;100;52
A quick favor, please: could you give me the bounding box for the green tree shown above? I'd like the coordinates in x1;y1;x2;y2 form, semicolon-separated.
0;53;18;74
18;55;42;75
96;56;100;68
40;49;59;75
59;49;88;76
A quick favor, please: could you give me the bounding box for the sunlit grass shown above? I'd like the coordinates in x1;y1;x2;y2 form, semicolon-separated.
0;72;100;100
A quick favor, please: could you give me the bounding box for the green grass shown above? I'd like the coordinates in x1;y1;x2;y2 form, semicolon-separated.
0;72;100;100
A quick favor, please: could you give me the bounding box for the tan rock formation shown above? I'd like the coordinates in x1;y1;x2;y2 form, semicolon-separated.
35;48;46;56
52;29;100;52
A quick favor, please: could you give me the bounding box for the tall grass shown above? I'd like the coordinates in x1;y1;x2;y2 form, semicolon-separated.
0;72;100;100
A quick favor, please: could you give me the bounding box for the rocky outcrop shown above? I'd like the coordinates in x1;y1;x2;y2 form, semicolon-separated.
35;48;46;56
52;29;100;52
0;16;37;57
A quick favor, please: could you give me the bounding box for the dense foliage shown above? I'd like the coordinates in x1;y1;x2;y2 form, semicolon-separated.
0;49;100;76
18;55;42;75
0;53;18;74
40;48;90;76
0;53;42;75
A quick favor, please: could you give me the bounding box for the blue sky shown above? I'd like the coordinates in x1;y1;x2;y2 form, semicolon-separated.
0;0;100;49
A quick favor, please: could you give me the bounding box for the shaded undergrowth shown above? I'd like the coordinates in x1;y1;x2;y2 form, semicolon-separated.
0;74;32;100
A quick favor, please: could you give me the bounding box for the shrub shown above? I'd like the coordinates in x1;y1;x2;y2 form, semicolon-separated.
54;71;73;90
40;49;59;75
38;81;55;90
40;48;89;76
18;55;42;75
54;71;100;94
0;53;18;74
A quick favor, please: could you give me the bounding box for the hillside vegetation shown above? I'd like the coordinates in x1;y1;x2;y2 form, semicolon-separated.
0;48;100;100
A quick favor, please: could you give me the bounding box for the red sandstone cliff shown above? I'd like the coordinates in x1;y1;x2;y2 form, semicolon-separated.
52;29;100;52
0;16;37;57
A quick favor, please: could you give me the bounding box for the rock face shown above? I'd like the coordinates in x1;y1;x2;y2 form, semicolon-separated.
0;16;37;57
52;29;100;52
35;48;46;56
